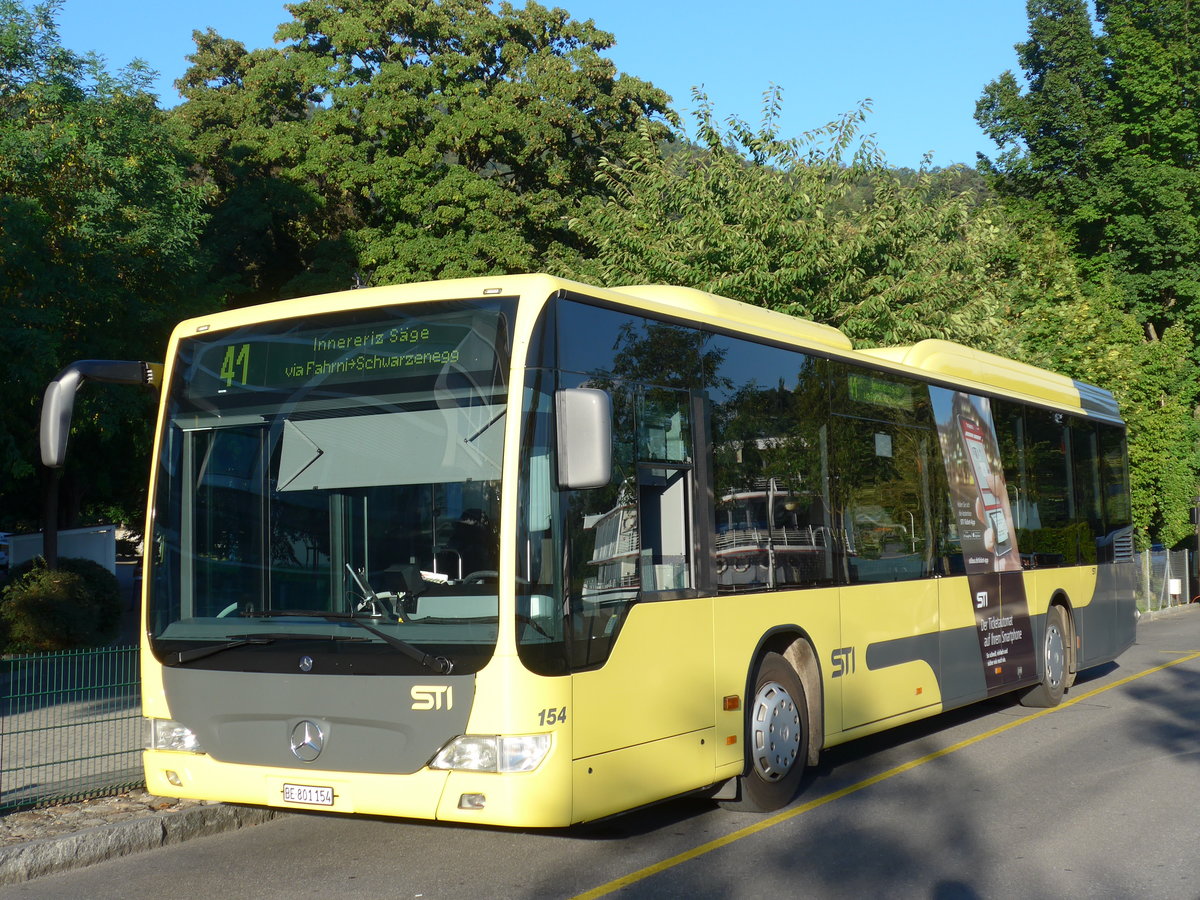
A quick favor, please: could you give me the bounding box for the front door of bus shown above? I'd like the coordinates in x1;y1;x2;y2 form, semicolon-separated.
567;385;716;819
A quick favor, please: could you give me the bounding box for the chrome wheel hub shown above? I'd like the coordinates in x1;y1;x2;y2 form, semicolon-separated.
1045;622;1065;689
750;680;801;782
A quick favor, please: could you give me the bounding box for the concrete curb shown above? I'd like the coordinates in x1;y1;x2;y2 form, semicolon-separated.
0;803;284;886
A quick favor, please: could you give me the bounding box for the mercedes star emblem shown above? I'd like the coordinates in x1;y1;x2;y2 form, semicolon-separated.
290;720;324;762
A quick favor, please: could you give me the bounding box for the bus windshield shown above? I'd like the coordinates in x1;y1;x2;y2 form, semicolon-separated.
147;298;515;675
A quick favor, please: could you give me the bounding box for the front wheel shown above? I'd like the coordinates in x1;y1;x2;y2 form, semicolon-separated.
720;651;809;812
1021;605;1069;708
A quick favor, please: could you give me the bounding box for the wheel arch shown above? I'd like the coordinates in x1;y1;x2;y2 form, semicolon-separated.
1048;590;1078;687
744;626;824;768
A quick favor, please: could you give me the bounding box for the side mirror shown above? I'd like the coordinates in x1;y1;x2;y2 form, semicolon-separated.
556;388;612;489
40;370;86;469
40;360;162;468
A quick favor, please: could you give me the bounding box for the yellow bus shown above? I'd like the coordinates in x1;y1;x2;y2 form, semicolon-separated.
45;274;1136;825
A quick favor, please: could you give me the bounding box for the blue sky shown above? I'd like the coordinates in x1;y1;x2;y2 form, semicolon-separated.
56;0;1032;170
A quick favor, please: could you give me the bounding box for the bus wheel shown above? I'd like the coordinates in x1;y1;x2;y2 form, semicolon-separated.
721;651;808;812
1020;605;1068;708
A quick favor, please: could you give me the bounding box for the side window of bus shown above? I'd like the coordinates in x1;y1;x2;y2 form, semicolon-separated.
707;335;835;592
830;367;941;584
1072;420;1103;564
556;378;639;667
992;400;1033;566
1020;410;1077;566
635;386;695;593
1098;424;1133;562
556;299;703;389
550;300;710;668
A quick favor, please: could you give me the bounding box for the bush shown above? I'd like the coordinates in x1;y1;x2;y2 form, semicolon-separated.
0;557;122;652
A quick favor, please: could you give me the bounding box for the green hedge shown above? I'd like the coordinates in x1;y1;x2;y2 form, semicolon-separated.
0;557;121;652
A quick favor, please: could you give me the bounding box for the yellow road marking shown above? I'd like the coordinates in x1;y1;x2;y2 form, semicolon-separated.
573;650;1200;900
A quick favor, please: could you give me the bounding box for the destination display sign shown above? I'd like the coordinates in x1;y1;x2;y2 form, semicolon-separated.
179;304;509;403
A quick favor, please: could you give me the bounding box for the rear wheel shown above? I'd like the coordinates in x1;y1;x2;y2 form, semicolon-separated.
720;651;808;812
1020;605;1068;708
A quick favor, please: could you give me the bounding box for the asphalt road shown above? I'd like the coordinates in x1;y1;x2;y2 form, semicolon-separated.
11;606;1200;899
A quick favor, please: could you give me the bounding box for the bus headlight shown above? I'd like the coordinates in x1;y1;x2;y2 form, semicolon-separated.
430;734;551;773
147;718;203;753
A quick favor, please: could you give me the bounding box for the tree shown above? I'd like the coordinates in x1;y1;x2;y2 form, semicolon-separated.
576;87;1019;351
0;0;210;531
977;0;1200;342
171;0;673;305
1009;264;1199;548
978;0;1200;547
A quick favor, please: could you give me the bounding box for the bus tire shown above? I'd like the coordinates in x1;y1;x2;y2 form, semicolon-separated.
720;651;808;812
1020;605;1068;708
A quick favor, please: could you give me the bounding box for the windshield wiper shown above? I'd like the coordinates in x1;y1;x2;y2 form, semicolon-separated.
245;609;455;674
166;637;272;666
165;632;372;666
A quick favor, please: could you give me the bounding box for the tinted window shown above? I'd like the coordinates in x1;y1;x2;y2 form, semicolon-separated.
1020;410;1078;566
707;335;835;591
519;300;708;673
1098;424;1133;563
1099;425;1132;531
1072;420;1102;563
832;365;942;584
557;299;704;389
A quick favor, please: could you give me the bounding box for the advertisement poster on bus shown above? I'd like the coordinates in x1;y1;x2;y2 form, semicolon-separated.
929;387;1036;691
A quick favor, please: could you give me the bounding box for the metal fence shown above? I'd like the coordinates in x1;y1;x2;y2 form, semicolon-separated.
1138;548;1195;614
0;645;142;812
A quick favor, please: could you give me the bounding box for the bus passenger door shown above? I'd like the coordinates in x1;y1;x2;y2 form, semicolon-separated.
566;385;717;820
834;417;941;731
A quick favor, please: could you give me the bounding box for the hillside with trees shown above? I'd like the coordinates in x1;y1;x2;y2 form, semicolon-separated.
0;0;1196;550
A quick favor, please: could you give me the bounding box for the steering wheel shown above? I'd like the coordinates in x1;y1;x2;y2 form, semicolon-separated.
462;570;500;584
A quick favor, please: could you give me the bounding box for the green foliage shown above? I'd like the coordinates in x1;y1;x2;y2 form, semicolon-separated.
0;556;121;651
170;0;673;304
0;0;1194;550
980;0;1200;548
1119;325;1200;548
977;0;1200;341
0;0;212;532
576;87;1024;351
998;220;1199;549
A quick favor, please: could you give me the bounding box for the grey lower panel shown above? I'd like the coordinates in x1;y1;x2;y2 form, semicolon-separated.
1076;563;1139;669
936;625;991;708
864;624;1034;712
162;667;473;774
858;562;1137;715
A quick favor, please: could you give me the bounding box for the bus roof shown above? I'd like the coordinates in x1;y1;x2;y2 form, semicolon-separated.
859;340;1121;424
610;284;854;353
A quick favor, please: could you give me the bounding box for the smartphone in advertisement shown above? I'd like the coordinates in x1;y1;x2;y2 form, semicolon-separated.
960;416;1013;556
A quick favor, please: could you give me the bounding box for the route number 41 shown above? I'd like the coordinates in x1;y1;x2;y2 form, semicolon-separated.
220;344;251;387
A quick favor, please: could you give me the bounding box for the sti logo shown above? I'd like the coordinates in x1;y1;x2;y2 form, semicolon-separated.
411;685;454;711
